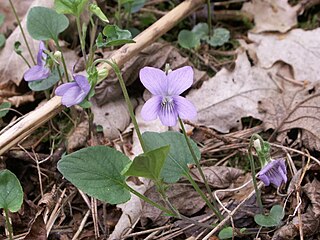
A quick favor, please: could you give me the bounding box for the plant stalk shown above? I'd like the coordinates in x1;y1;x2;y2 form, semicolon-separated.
207;0;213;38
98;60;147;152
178;117;223;220
55;39;70;82
248;136;264;212
4;208;13;240
8;0;36;65
76;16;87;65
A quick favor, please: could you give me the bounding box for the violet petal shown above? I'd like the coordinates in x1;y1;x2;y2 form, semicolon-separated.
158;102;178;126
74;75;90;94
24;65;50;82
141;96;162;121
167;66;193;95
55;82;78;96
140;67;167;95
37;41;47;66
61;86;86;107
172;96;197;120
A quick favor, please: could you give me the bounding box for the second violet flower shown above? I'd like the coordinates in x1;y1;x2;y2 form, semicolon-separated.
140;66;197;126
55;74;90;107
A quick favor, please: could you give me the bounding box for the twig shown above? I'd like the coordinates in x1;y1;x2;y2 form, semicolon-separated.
71;210;90;240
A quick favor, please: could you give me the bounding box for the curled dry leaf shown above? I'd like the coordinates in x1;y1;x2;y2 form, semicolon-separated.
67;117;89;152
242;0;299;33
302;178;320;218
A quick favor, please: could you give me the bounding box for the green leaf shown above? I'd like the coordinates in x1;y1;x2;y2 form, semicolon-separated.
0;102;11;118
99;25;135;47
0;170;23;212
123;0;146;13
27;6;69;41
178;30;200;50
218;227;234;239
28;67;62;91
254;205;284;227
204;28;230;47
192;22;209;39
0;14;4;27
122;145;170;180
54;0;88;17
89;4;109;22
58;146;131;204
142;132;200;183
0;34;5;48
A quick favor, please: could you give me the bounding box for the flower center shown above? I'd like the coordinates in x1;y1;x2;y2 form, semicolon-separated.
161;96;173;106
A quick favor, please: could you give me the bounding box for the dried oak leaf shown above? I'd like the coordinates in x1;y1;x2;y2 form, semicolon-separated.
242;0;299;33
302;178;320;218
141;183;206;227
248;29;320;84
188;48;320;150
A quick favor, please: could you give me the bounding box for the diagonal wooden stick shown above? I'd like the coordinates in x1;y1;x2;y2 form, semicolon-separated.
0;0;206;155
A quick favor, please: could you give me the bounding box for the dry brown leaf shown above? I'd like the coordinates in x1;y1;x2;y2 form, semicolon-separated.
91;97;138;140
0;0;53;88
23;212;47;240
190;166;244;189
141;183;206;227
303;178;320;218
94;42;207;106
242;0;299;33
188;47;320;150
67;117;89;152
0;0;34;35
248;29;320;83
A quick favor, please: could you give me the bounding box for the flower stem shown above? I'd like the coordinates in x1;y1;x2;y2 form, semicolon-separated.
207;0;213;38
248;135;263;212
178;117;223;220
98;60;147;152
54;39;70;83
8;0;36;65
4;208;13;240
76;16;87;65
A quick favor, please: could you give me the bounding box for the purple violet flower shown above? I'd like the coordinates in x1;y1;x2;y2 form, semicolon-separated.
140;66;197;126
258;159;287;187
55;74;90;107
24;41;50;82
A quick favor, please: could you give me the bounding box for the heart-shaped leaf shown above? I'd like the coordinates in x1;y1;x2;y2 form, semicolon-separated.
28;66;62;91
99;25;135;47
142;132;200;183
122;145;170;180
204;28;230;47
58;146;131;204
178;30;200;50
27;6;69;41
192;22;209;39
123;0;146;13
254;205;284;227
0;170;23;212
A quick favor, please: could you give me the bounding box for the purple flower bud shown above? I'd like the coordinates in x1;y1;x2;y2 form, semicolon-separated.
55;74;90;107
139;66;197;126
258;159;287;187
24;41;51;82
